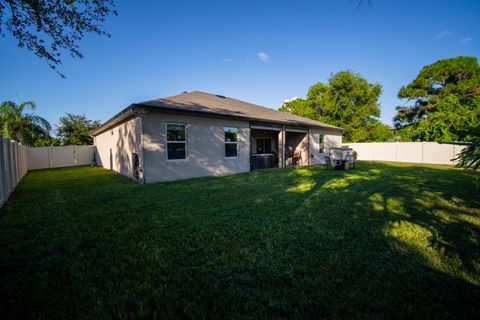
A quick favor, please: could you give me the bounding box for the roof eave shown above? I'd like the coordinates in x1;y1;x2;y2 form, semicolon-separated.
92;103;344;137
91;104;136;136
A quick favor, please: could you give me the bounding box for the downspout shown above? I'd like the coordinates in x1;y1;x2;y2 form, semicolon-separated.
139;116;146;184
307;129;311;166
281;125;286;168
131;107;150;184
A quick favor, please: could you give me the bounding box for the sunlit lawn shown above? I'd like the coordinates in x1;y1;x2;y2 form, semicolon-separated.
0;162;479;319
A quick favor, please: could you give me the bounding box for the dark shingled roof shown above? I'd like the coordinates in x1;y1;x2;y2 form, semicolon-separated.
92;91;342;135
137;91;342;130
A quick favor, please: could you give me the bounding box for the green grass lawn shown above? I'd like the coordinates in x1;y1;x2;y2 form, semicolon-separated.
0;162;479;319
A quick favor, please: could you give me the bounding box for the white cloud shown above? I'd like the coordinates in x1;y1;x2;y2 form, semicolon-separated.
460;37;472;45
222;58;233;62
283;97;299;103
435;30;452;38
257;52;269;62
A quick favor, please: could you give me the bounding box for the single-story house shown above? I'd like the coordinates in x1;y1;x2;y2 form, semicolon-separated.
91;91;343;183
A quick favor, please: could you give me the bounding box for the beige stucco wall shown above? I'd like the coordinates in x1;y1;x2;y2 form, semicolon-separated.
309;129;343;165
94;117;142;180
142;112;250;183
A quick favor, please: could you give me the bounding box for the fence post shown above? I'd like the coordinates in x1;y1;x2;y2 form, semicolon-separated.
373;142;376;161
395;141;398;161
452;144;456;165
6;140;12;196
422;141;425;163
3;139;8;197
0;136;5;206
15;143;20;183
24;146;27;175
48;146;52;168
74;145;77;166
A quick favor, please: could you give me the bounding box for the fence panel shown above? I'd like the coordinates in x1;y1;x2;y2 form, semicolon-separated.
76;145;95;166
27;145;95;170
0;135;28;208
27;147;50;170
396;142;423;163
50;146;76;168
423;142;456;165
0;136;5;206
373;142;397;162
343;142;466;165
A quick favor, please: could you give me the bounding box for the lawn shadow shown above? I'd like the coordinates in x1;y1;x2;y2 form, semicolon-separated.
261;162;480;318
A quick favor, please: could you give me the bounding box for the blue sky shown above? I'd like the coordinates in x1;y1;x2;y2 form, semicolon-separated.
1;0;479;130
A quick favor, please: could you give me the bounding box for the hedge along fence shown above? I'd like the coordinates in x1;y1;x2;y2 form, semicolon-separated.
343;142;466;165
0;135;28;208
27;145;95;170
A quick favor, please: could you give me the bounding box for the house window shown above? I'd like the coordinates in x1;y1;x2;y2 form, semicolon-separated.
256;138;272;154
225;127;238;157
166;123;186;160
319;135;325;153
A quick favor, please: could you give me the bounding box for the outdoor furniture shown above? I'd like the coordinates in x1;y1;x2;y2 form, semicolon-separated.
324;155;333;169
334;159;349;171
251;153;275;170
345;154;356;169
328;147;355;171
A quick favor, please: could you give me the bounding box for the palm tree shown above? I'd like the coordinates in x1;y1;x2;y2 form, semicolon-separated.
0;101;51;146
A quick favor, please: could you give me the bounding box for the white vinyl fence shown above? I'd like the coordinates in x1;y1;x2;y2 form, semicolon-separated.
343;142;466;165
0;135;28;207
27;145;95;170
1;142;95;208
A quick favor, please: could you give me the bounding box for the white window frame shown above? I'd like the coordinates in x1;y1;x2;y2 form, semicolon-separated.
166;122;187;161
224;127;239;158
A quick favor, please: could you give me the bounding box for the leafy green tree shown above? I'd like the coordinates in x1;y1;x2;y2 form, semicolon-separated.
394;56;480;142
56;113;101;145
0;100;51;146
279;71;392;142
0;0;117;76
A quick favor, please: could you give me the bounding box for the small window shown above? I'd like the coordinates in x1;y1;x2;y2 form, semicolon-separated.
256;138;272;154
319;135;325;153
225;127;238;157
166;123;186;160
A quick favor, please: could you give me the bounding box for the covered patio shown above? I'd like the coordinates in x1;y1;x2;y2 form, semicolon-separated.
249;123;309;171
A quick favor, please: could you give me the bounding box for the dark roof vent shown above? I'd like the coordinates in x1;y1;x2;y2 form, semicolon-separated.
216;94;226;99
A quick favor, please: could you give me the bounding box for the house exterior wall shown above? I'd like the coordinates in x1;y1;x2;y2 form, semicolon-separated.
309;129;343;165
142;112;250;183
94;116;142;180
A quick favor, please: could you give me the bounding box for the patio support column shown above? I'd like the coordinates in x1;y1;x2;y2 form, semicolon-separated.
280;126;286;168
